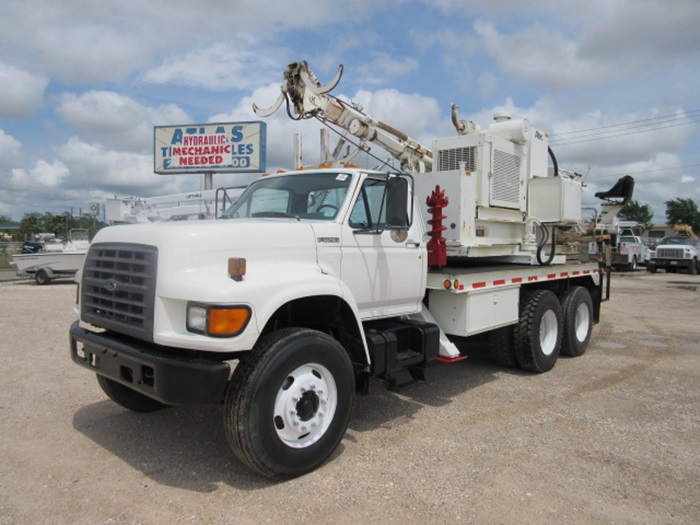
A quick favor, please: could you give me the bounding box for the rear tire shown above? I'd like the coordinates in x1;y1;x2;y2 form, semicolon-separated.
560;287;593;357
96;375;169;412
489;326;518;368
224;328;354;479
514;290;562;373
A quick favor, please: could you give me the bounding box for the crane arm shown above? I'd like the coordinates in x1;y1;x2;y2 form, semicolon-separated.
253;61;433;173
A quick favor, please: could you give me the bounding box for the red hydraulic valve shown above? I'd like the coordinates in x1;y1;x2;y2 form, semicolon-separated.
426;185;449;267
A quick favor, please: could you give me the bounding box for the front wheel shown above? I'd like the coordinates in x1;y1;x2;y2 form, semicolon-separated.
514;290;562;373
224;328;354;479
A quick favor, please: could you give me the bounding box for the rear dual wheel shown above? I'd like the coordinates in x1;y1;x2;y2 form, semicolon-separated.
560;287;593;357
514;290;562;373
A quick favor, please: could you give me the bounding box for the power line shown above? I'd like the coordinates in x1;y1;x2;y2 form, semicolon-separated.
550;109;700;146
584;162;700;181
552;108;700;137
622;162;700;175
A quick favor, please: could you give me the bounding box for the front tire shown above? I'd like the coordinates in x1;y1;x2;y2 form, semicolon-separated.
224;328;354;479
560;287;593;357
96;375;169;412
514;290;562;373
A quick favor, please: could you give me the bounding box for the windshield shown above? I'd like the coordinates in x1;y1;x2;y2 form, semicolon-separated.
220;172;353;220
660;237;692;245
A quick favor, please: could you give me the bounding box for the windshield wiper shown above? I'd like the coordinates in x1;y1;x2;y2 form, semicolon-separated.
251;211;301;220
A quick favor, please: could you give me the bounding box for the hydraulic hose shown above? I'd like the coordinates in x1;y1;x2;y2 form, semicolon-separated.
548;146;559;177
536;223;557;265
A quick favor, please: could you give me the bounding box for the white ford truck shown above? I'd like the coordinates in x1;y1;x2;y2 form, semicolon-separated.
70;62;624;478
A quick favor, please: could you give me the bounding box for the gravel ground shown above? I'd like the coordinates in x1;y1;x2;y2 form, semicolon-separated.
1;271;699;524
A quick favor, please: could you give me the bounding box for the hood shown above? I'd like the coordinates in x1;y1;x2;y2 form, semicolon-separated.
92;219;320;281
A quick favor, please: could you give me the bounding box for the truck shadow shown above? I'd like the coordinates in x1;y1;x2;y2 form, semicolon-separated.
71;352;505;492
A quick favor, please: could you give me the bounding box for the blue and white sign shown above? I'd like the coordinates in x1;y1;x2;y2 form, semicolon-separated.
154;121;266;174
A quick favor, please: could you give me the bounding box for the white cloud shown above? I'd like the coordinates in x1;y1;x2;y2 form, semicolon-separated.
0;129;23;167
9;159;69;189
58;137;173;194
354;53;420;85
142;39;288;91
473;20;621;88
56;91;190;154
579;0;700;62
0;63;48;117
0;0;404;84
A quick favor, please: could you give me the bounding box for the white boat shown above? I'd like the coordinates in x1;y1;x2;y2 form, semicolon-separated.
11;229;90;285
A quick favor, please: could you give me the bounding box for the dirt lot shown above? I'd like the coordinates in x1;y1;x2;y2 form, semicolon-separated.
1;270;699;524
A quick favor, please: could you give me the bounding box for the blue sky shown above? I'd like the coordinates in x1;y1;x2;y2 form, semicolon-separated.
1;0;699;222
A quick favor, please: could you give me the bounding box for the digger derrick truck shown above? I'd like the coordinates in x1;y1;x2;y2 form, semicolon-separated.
69;61;630;479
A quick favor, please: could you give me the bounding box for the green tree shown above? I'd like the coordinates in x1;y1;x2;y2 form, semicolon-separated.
665;198;700;232
618;200;654;231
18;213;42;240
42;213;67;238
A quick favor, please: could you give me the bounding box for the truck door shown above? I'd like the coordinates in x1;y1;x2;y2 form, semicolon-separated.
340;175;426;318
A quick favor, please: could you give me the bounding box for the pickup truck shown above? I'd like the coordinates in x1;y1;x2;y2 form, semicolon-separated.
647;234;700;274
613;235;648;271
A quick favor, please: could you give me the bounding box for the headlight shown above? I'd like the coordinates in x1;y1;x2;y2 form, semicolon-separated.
186;303;251;337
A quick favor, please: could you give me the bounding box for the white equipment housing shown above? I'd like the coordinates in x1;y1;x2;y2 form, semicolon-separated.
414;117;582;260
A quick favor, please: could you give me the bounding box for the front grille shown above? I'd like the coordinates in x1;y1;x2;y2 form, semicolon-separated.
656;248;684;259
81;243;158;342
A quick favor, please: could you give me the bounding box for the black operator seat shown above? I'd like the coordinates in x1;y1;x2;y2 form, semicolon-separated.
595;175;635;206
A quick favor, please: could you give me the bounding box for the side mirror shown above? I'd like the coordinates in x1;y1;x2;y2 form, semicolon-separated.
385;176;413;230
